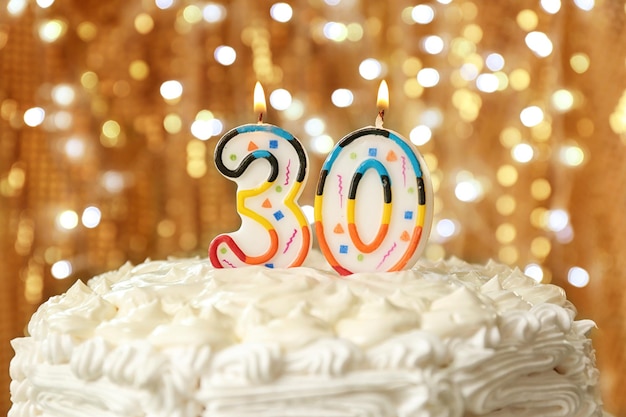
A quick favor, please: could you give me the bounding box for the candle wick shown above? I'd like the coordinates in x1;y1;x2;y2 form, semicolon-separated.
258;112;264;124
375;109;384;128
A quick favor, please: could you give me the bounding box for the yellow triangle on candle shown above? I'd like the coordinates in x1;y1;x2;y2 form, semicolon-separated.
386;150;397;161
400;230;410;241
262;198;272;208
248;141;259;151
333;223;344;234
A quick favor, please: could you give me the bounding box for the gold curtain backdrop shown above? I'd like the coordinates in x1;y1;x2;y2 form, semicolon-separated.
1;0;625;414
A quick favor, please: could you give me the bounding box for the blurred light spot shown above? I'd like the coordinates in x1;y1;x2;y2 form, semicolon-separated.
191;118;223;140
436;218;457;238
463;24;483;43
525;31;553;57
496;223;516;243
331;89;354;107
494;71;509;90
101;171;125;193
359;58;382;80
551;89;574;112
323;21;348;42
425;243;445;261
76;22;97;41
39;19;67;42
455;178;483;202
81;71;98;89
7;166;25;190
270;2;293;22
64;137;85;159
157;219;176;238
422;35;444;54
476;73;498;93
420;108;443;128
270;89;292;111
128;60;149;81
573;0;594;11
496;194;516;215
460;63;479;81
311;135;334;154
403;78;424;98
568;266;590;287
546;208;569;232
155;0;174;9
402;57;422;76
410;125;432;145
511;143;534;163
509;68;530;91
524;264;544;282
24;107;46;127
214;45;236;65
304;117;325;136
57;210;79;230
417;68;439;87
559;145;585;166
531;178;551;200
82;206;101;228
540;0;561;14
163;113;182;134
570;53;590;74
499;245;519;264
520;106;544;127
516;9;538;31
497;165;518;187
102;120;121;138
346;23;363;41
7;0;27;15
203;3;227;22
52;85;75;106
284;99;304;120
485;53;505;71
531;236;551;258
37;0;54;9
160;80;183;100
134;13;154;34
183;5;203;24
51;260;72;279
555;224;574;244
499;126;522;148
412;5;435;24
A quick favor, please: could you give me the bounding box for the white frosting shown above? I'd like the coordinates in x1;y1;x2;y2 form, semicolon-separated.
9;255;605;417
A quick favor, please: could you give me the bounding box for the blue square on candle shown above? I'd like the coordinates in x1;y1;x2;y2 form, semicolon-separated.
339;245;348;254
269;140;278;149
273;210;284;221
404;211;413;220
265;263;274;268
368;148;377;157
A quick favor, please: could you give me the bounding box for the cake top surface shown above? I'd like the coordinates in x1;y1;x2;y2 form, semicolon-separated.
26;253;580;353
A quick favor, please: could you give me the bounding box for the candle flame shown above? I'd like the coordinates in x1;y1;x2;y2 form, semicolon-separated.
377;80;389;110
253;82;267;120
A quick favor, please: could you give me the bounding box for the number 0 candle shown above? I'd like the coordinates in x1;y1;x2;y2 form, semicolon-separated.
314;80;433;275
209;82;311;269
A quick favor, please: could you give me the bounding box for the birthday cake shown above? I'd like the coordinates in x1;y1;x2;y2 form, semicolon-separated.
9;253;605;417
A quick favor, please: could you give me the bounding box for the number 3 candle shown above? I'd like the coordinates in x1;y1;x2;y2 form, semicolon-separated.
209;82;311;268
314;80;433;275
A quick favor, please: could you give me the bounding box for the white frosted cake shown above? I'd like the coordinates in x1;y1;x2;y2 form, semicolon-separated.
10;254;605;417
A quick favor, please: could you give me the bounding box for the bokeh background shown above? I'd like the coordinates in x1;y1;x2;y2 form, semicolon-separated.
1;0;625;414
